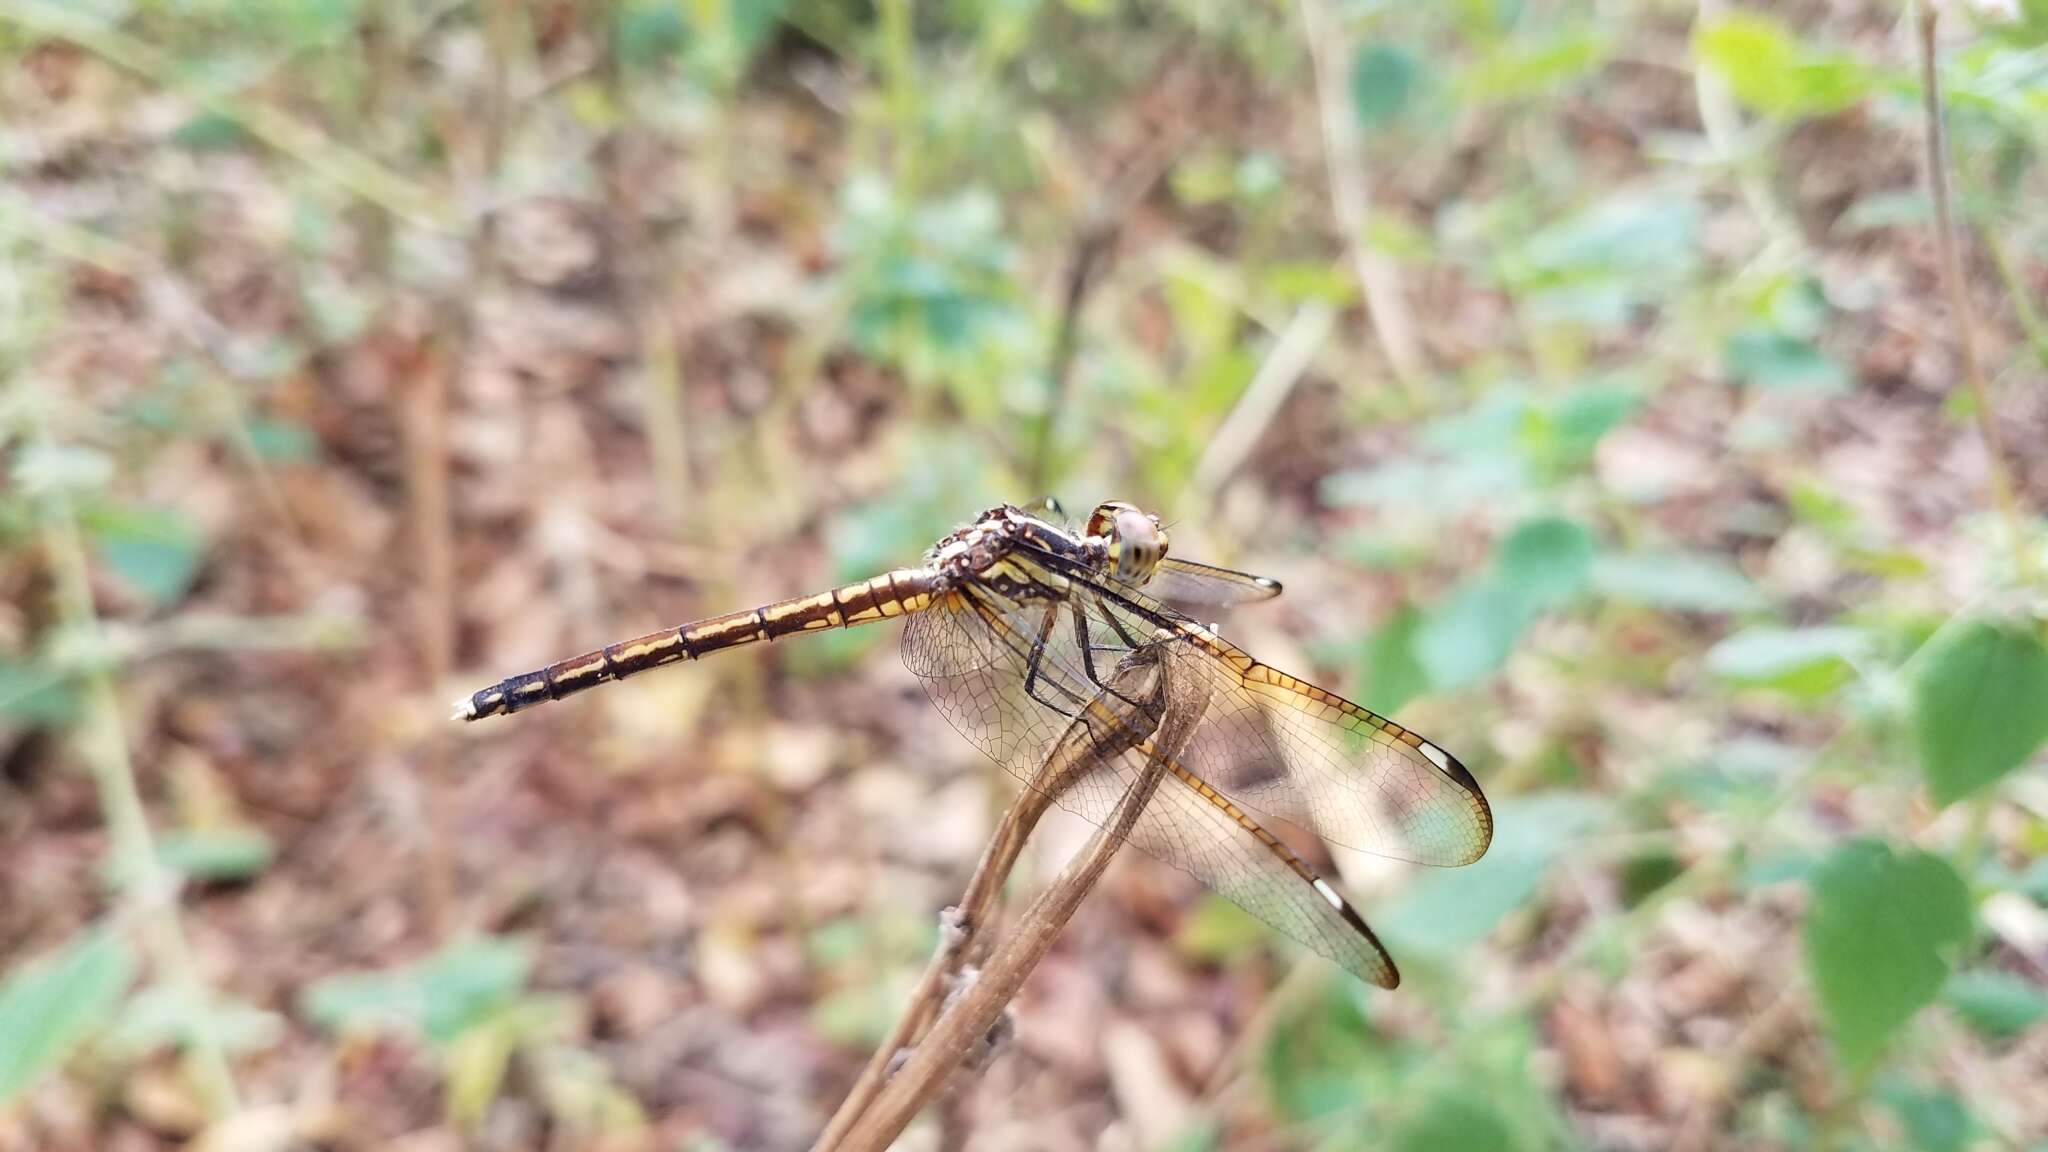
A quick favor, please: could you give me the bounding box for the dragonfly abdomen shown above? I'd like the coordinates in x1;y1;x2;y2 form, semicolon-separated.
456;568;943;720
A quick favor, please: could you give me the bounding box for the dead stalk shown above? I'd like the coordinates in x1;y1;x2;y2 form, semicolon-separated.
600;0;693;539
1185;301;1337;513
39;449;243;1117
1297;0;1426;393
403;0;518;940
809;758;1062;1152
816;650;1208;1151
1029;118;1188;495
1914;1;2034;588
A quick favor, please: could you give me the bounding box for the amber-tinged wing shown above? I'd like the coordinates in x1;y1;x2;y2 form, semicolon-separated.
1145;557;1284;607
901;582;1402;985
1017;548;1492;868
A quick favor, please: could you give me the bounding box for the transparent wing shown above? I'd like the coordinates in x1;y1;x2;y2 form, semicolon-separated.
1144;557;1284;607
901;584;1400;985
1019;549;1492;868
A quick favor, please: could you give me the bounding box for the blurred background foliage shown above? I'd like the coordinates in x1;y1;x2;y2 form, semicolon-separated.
2;0;2047;1149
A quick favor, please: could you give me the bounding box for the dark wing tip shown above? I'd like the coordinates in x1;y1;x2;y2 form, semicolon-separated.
1253;576;1284;599
1415;737;1493;865
1327;887;1400;989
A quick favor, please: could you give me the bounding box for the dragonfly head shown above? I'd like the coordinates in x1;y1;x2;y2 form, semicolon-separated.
1087;501;1168;586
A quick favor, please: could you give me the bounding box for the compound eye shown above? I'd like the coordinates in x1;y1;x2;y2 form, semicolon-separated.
1112;507;1161;583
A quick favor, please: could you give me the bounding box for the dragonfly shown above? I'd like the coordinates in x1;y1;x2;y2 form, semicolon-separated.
456;500;1492;986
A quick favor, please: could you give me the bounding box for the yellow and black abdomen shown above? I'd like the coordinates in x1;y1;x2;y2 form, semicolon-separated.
458;568;943;720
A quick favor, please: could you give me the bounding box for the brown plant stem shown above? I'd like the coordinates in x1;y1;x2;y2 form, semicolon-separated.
812;664;1161;1152
1298;0;1425;394
600;0;692;540
1915;1;2034;588
825;649;1210;1152
1028;119;1187;496
40;451;242;1118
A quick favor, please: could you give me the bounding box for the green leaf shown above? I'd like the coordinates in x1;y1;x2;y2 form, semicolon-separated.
0;929;138;1103
1518;195;1701;279
1911;617;2048;806
811;983;900;1048
1804;841;1972;1071
1494;516;1595;610
1259;262;1355;304
1175;894;1273;964
444;1008;522;1126
1943;969;2048;1038
1723;327;1851;393
1258;979;1384;1122
0;659;80;725
1706;626;1870;698
1592;550;1766;613
105;984;283;1057
303;937;531;1046
1696;14;1873;118
1377;793;1610;958
1619;850;1685;907
1741;849;1818;889
1391;1089;1517;1152
1835;190;1932;234
155;827;276;882
529;1044;648;1135
1359;605;1430;716
244;419;318;462
1349;43;1420;129
1879;1084;1977;1152
84;505;205;606
1415;577;1527;690
1459;28;1609;104
172;112;248;150
614;0;687;67
1408;517;1598;692
1541;384;1641;469
1984;0;2048;48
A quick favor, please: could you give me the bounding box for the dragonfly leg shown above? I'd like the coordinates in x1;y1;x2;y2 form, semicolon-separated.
1018;602;1085;719
1093;600;1145;651
1069;603;1146;714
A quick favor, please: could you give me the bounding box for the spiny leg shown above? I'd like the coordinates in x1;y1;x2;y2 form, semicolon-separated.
961;589;1087;720
1019;601;1066;713
1093;598;1146;652
1068;597;1145;713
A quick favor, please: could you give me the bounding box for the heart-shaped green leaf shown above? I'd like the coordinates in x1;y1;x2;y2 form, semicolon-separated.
1804;841;1972;1071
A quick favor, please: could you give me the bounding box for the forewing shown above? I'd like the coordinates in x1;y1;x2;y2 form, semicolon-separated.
900;587;1399;985
1146;557;1284;607
1040;555;1493;867
1121;758;1399;985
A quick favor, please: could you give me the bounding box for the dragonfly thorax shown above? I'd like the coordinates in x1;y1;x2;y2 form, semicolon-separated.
929;506;1033;580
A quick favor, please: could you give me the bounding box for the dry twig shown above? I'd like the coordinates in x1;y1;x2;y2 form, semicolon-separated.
1184;301;1337;513
1029;115;1190;495
1297;0;1426;393
1913;1;2033;588
601;0;693;540
815;645;1211;1151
